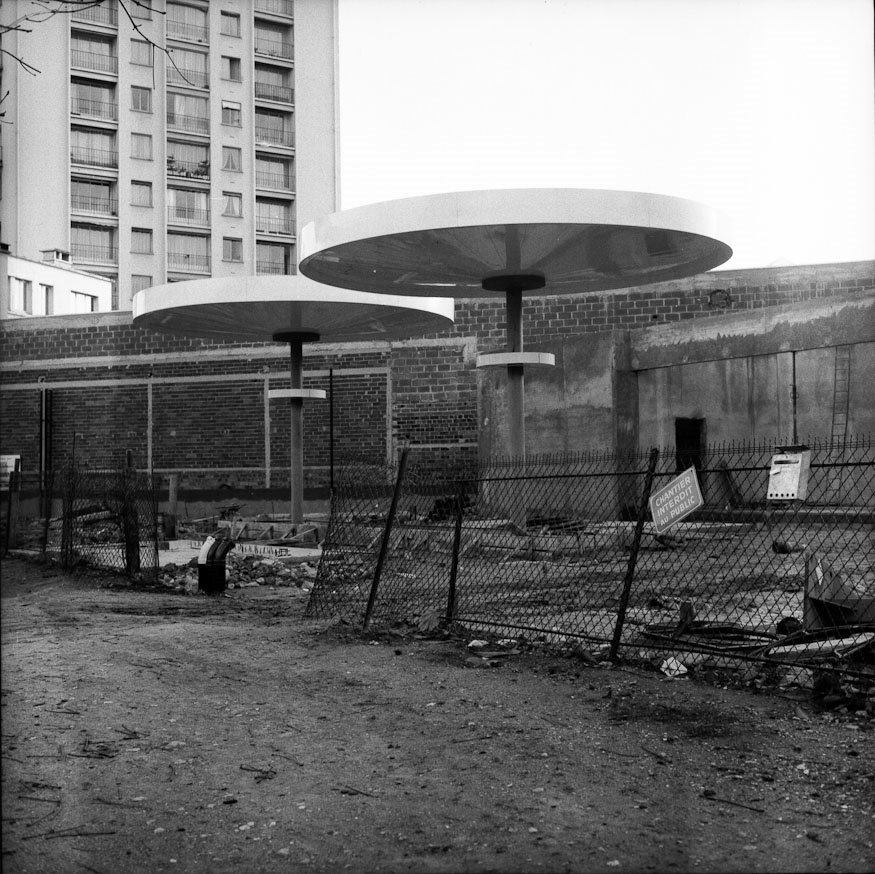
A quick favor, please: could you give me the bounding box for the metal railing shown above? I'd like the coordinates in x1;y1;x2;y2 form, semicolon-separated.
255;0;294;17
70;243;118;264
307;437;875;681
166;66;209;88
167;251;210;272
255;170;293;190
72;4;118;27
167;20;209;44
255;125;294;147
71;49;118;74
254;36;294;60
256;216;294;236
166;158;210;179
167;206;210;226
71;97;118;121
71;195;117;216
256;259;291;274
166;112;209;134
70;146;118;168
255;82;294;103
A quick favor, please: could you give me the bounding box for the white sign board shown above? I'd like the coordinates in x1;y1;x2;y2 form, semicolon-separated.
0;455;21;490
649;466;704;534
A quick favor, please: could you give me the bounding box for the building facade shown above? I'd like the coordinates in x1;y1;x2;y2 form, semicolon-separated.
0;0;338;310
2;248;114;318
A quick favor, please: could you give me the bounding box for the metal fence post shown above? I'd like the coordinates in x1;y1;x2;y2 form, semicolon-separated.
122;452;141;576
363;447;409;630
610;447;659;662
445;482;467;625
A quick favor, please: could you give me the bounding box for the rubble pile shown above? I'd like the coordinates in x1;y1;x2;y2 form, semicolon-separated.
159;552;318;594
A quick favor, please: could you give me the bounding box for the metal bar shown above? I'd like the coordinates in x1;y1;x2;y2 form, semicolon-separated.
610;447;659;662
445;483;467;624
363;447;409;631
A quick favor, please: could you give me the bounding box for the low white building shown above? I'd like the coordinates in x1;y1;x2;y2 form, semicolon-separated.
1;247;114;319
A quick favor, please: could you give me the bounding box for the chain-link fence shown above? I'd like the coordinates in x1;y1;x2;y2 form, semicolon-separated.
306;437;874;679
3;464;159;582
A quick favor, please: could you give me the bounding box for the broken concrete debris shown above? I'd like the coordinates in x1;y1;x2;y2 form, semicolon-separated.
159;553;317;593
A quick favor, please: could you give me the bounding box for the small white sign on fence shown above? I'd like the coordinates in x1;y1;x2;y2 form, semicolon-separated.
649;466;704;534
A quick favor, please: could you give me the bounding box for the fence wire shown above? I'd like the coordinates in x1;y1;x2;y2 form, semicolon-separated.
3;465;159;581
307;437;874;680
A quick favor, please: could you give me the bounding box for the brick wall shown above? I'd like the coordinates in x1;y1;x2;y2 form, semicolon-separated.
2;261;873;497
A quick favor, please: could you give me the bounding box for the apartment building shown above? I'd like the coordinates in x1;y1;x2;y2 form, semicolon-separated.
0;0;338;311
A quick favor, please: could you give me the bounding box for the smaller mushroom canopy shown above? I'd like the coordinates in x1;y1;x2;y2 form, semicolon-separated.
132;275;454;342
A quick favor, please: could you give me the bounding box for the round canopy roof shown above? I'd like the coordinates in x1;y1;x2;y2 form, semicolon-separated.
131;275;454;342
298;188;733;297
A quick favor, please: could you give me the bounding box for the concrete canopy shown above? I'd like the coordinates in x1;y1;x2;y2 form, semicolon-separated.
131;275;454;341
298;188;733;297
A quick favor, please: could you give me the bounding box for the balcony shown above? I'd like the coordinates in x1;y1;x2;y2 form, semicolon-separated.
167;157;210;180
167;252;211;273
256;170;293;191
167;20;208;44
254;36;294;61
255;82;294;103
167;205;210;226
166;111;209;134
70;146;118;168
71;243;118;264
166;65;209;88
72;4;117;27
255;125;294;147
255;0;294;17
256;260;292;275
71;49;118;74
256;216;294;236
71;194;118;216
71;97;118;121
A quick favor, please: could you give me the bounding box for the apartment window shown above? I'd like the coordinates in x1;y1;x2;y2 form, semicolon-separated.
167;140;209;178
131;228;153;254
167;92;209;134
71;127;116;168
221;100;242;127
222;191;242;217
131;181;153;207
166;47;209;88
256;242;293;275
167;2;208;43
221;11;241;36
131;39;154;66
41;284;54;315
131;133;153;160
256;199;292;235
71;79;116;120
71;179;116;215
167;233;211;272
222;146;242;171
256;154;292;189
131;275;153;294
255;21;292;60
72;292;99;314
131;85;152;112
255;109;292;146
9;278;33;314
71;32;117;74
71;224;116;263
168;188;210;224
255;64;292;102
223;237;243;262
221;56;242;82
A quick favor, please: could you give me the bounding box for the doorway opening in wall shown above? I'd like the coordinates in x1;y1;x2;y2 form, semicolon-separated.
675;417;706;482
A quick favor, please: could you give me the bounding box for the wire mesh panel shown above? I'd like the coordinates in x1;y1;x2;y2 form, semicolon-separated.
38;465;160;581
305;437;873;678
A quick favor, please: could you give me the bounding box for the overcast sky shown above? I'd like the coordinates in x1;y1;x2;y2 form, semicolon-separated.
336;0;875;271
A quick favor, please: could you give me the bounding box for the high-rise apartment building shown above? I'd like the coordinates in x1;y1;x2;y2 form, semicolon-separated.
1;0;338;310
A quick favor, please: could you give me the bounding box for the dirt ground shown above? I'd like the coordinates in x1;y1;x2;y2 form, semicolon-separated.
2;555;874;874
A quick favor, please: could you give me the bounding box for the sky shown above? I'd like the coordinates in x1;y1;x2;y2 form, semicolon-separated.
336;0;875;271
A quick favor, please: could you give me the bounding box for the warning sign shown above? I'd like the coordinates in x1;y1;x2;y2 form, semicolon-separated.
649;466;704;534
